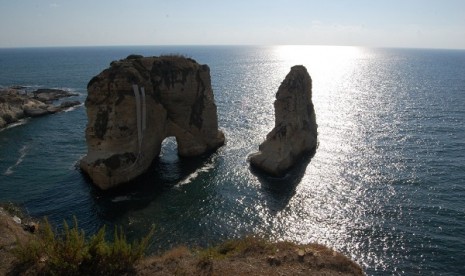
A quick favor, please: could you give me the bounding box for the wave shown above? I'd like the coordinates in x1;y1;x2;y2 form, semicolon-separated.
0;118;29;132
63;102;84;112
3;145;28;175
111;195;133;203
2;84;84;95
175;159;216;188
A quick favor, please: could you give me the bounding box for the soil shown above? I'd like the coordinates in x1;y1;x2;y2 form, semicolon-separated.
0;209;33;276
136;241;363;276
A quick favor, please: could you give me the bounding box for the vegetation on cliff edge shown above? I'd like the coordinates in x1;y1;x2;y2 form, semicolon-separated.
13;217;154;275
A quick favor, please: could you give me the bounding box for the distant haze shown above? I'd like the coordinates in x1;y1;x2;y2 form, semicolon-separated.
1;0;464;49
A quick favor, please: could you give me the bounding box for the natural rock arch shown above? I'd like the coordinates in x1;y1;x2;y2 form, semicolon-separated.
80;55;225;190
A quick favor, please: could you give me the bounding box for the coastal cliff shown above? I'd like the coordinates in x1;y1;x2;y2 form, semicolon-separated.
0;207;363;275
249;65;318;176
0;87;80;129
80;55;225;190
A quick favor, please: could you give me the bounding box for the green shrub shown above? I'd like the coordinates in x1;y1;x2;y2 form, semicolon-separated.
14;217;154;275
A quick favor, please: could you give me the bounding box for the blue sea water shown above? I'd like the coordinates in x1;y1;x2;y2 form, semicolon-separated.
0;45;464;275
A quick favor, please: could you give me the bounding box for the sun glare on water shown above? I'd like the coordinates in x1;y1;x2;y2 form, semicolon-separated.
246;45;395;270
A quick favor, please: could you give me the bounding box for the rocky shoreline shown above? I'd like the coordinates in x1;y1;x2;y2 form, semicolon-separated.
0;86;81;129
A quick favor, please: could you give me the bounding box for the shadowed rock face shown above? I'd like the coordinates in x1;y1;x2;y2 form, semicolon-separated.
249;65;317;176
80;55;225;190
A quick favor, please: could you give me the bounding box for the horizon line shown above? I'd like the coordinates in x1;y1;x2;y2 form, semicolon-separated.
1;44;465;51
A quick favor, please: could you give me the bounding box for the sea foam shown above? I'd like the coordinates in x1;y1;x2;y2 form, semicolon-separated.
4;145;28;175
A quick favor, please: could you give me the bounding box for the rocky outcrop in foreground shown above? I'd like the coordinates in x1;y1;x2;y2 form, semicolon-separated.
137;238;363;275
0;205;35;275
80;55;225;190
249;65;317;176
0;87;80;129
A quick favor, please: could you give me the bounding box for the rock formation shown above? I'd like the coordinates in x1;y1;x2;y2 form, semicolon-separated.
0;87;80;129
32;88;79;103
80;55;225;190
249;65;317;176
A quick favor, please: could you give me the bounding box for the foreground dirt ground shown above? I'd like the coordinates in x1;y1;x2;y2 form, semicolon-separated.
137;240;363;276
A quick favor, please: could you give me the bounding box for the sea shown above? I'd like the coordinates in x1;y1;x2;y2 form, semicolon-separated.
0;45;464;275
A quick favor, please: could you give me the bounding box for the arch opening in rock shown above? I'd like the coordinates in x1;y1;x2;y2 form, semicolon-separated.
159;136;179;164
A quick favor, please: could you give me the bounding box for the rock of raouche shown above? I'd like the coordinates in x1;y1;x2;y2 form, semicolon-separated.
80;55;225;190
249;65;317;176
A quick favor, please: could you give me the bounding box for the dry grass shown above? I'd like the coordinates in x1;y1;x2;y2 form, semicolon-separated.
136;237;364;276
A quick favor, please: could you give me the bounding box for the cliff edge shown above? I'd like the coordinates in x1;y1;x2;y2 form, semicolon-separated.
0;208;363;275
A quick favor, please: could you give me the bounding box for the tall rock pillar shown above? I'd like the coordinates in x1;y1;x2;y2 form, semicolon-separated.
249;65;317;176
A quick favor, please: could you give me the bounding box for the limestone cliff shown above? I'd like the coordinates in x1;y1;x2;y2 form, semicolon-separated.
249;65;317;176
80;55;225;190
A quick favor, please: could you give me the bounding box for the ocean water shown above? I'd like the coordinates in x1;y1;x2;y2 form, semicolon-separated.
1;45;464;275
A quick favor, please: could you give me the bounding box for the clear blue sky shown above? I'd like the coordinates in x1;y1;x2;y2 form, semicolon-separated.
1;0;464;49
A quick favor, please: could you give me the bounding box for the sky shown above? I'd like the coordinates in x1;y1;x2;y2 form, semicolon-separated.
1;0;464;49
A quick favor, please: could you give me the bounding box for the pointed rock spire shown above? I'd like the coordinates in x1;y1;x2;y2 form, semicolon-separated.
249;65;317;176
